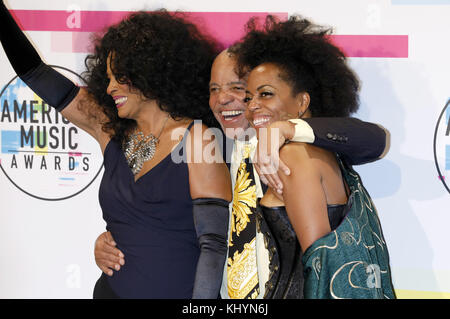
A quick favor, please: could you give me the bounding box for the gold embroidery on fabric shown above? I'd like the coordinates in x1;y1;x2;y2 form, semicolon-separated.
229;148;257;247
329;261;368;299
227;238;259;299
250;288;260;299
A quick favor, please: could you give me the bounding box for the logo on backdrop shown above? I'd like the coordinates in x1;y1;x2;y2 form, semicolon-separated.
0;66;103;200
434;99;450;194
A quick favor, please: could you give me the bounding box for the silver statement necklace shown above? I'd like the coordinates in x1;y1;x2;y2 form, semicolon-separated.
123;115;169;175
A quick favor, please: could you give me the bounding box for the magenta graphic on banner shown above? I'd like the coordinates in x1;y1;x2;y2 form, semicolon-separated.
0;67;104;200
10;10;288;49
9;10;407;57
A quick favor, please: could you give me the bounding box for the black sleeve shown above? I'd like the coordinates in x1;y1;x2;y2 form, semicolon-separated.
303;117;387;165
192;198;230;299
0;1;79;111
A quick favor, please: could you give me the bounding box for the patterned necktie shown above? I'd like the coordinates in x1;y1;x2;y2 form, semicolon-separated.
227;143;259;299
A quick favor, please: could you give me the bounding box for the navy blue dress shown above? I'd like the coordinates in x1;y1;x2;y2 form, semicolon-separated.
97;122;199;298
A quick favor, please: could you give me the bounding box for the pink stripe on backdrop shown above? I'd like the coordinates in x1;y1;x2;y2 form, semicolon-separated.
11;10;287;49
11;10;135;32
330;35;408;58
11;10;408;58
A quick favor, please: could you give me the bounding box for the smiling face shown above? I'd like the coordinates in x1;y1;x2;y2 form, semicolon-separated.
209;51;250;138
245;63;310;129
106;54;148;120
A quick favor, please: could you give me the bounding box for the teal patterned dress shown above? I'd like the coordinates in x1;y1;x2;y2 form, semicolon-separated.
303;158;395;299
258;157;395;299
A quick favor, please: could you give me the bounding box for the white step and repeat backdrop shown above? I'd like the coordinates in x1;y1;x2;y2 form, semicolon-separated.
0;0;449;298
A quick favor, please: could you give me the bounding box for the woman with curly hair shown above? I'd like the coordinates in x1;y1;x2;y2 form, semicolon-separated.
233;15;395;299
0;1;231;299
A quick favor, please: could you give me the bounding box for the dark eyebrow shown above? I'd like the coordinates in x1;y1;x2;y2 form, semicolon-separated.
257;84;275;91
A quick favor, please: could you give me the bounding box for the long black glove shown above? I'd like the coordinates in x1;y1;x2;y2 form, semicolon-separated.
0;1;79;111
192;198;230;299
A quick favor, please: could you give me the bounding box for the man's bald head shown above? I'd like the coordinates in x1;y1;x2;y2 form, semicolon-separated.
209;49;250;138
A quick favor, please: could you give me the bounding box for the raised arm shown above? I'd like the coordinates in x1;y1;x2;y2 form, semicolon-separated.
0;1;110;150
186;123;232;298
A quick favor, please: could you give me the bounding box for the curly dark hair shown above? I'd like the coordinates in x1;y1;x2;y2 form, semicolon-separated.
232;15;360;117
82;10;221;144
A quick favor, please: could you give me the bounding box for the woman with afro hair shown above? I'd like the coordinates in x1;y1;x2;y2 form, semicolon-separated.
0;1;231;299
233;15;395;299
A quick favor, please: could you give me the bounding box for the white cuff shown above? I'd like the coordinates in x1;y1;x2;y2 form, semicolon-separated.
287;119;315;143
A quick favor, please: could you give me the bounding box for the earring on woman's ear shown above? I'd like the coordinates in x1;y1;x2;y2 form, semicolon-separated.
298;110;304;118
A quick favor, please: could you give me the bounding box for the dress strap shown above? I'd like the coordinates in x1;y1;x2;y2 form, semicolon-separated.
336;154;351;197
172;120;196;163
186;120;196;132
176;120;194;141
180;120;195;143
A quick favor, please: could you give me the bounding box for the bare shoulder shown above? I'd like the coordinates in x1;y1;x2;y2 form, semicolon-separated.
278;142;338;185
186;121;231;201
279;142;311;166
280;142;336;166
